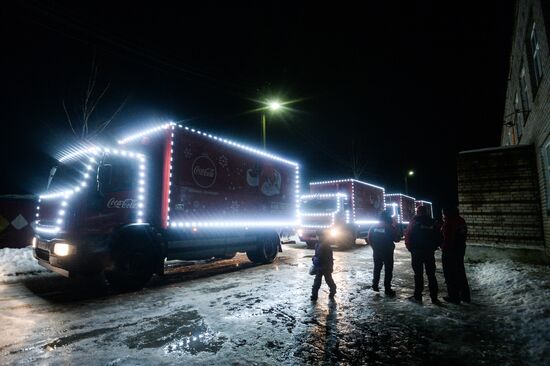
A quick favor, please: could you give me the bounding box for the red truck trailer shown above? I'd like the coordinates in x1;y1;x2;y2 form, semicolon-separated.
385;193;416;228
415;200;434;218
32;122;300;290
297;179;385;248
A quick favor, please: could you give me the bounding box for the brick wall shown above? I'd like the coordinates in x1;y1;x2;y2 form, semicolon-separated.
499;0;550;259
458;145;545;254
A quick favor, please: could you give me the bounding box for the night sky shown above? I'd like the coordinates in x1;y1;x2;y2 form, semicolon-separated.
2;1;515;216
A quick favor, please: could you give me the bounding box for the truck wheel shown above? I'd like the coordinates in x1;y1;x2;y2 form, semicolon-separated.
247;233;279;264
106;248;154;291
341;231;357;249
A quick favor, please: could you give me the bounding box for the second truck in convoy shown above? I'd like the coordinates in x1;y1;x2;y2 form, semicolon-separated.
297;179;385;248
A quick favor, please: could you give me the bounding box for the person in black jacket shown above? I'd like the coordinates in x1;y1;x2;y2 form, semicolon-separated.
311;239;337;301
405;205;442;304
368;210;400;296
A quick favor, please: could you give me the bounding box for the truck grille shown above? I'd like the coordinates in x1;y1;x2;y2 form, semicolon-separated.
36;248;50;261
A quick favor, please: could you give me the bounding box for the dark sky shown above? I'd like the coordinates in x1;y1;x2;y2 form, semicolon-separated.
2;1;515;214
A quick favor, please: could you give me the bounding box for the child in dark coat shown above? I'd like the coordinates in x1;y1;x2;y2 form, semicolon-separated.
311;240;337;301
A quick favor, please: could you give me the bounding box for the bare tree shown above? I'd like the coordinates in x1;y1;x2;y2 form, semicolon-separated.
348;139;368;179
62;59;126;141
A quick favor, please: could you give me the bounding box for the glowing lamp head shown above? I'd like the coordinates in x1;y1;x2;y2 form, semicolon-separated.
408;170;415;176
329;228;339;238
268;101;281;111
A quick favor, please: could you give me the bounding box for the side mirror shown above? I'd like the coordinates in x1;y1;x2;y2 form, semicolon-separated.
97;164;112;195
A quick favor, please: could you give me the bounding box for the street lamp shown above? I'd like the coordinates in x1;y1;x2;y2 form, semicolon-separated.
261;100;283;150
404;170;414;195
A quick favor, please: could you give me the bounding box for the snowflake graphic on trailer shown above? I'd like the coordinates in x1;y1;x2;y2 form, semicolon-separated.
183;146;193;159
218;155;228;167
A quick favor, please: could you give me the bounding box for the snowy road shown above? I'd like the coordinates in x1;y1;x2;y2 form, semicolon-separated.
1;242;549;365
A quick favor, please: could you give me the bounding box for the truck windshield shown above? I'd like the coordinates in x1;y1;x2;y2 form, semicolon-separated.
300;198;337;213
47;162;83;193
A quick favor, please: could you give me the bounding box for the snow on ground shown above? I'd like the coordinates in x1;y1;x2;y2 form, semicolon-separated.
471;260;550;365
0;247;49;283
0;243;548;365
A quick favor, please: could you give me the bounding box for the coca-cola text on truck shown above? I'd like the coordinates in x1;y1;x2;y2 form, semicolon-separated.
32;122;300;290
297;179;385;248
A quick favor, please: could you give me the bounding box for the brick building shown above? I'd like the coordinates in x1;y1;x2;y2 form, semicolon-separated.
458;0;550;263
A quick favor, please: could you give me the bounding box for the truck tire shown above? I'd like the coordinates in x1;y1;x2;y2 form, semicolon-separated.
105;249;154;291
340;230;357;249
105;226;157;291
247;233;279;264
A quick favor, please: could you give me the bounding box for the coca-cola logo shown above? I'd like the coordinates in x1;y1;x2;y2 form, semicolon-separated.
107;198;138;209
192;155;217;188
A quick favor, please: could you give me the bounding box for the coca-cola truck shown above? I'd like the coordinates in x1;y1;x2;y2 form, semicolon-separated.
32;123;300;290
297;179;385;248
385;193;416;230
415;200;434;218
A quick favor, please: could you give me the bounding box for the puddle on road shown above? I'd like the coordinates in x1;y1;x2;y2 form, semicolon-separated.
124;309;226;355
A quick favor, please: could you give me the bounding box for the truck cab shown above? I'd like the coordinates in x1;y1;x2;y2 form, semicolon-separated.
33;147;147;278
298;193;356;248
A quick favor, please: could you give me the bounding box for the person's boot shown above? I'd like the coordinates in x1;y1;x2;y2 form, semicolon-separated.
385;288;396;297
431;297;442;305
443;296;460;305
371;284;380;292
408;295;422;304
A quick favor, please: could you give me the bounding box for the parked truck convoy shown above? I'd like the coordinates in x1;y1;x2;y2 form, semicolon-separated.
32;123;300;290
297;179;385;248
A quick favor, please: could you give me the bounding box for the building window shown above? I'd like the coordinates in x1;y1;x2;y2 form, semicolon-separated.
514;92;524;142
527;20;544;91
519;65;531;120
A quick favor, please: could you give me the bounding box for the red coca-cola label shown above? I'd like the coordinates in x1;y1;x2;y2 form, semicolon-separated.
192;155;217;188
107;198;137;209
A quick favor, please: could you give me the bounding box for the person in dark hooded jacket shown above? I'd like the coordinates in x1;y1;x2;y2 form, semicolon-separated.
311;239;337;301
441;206;470;304
405;205;442;304
368;210;400;296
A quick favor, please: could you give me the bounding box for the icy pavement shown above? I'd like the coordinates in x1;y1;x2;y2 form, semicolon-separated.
0;243;549;366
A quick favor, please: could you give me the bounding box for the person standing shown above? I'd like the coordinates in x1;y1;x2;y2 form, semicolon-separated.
405;205;442;304
311;239;337;301
368;210;399;296
441;206;471;304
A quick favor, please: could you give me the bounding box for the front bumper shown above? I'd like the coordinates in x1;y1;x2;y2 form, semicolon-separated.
33;235;111;277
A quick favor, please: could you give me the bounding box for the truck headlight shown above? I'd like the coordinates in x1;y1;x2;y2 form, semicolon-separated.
330;228;339;238
297;229;303;237
53;243;72;257
32;237;37;248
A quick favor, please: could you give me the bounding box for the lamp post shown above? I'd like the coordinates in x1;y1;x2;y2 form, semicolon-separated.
261;100;282;150
404;170;414;195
